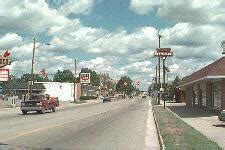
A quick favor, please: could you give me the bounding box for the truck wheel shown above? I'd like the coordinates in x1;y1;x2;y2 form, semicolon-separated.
52;107;56;112
22;110;27;115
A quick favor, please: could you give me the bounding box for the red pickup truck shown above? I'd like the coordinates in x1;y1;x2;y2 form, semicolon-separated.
21;94;59;115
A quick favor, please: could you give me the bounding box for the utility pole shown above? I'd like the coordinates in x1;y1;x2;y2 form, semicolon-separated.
157;34;161;104
30;38;36;95
74;59;77;103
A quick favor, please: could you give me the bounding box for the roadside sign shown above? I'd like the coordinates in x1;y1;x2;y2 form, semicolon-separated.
154;51;173;56
0;69;9;82
80;73;91;84
154;48;173;57
0;50;11;69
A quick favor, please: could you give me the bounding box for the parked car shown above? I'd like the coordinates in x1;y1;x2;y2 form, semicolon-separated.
102;96;111;102
218;110;225;121
21;94;58;115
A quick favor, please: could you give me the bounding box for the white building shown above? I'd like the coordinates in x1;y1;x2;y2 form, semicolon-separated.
35;82;76;101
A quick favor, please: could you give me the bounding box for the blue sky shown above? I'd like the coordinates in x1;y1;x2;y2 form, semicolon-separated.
0;0;224;90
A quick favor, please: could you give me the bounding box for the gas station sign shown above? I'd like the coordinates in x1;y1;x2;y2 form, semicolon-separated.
80;73;91;84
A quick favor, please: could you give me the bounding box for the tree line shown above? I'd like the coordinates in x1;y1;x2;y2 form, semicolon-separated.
8;68;140;95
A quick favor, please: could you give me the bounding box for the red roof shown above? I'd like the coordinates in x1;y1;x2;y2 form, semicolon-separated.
180;57;225;86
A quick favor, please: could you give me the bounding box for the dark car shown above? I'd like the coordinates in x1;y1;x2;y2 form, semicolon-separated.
102;97;111;102
21;94;58;115
218;110;225;121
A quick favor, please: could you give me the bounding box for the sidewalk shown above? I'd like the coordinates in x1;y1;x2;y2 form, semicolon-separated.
145;99;160;150
166;102;225;149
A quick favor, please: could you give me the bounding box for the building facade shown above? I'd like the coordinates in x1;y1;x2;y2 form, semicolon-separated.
178;57;225;111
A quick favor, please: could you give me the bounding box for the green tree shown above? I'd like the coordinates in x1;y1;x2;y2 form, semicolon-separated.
20;73;50;82
167;76;181;97
53;70;74;82
116;76;135;95
9;75;18;83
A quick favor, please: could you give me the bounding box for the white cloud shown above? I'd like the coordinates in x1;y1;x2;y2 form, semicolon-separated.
0;33;23;49
59;0;94;16
160;22;224;60
123;60;152;75
129;0;225;27
47;21;158;56
79;57;116;76
129;0;159;15
0;0;68;33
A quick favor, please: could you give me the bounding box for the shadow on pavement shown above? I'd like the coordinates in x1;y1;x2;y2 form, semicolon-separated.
167;104;218;118
0;143;51;150
212;124;225;128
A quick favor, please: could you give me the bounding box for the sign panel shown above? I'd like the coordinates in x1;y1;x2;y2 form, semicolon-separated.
155;48;173;57
154;51;173;56
0;58;11;68
0;69;9;82
80;73;91;84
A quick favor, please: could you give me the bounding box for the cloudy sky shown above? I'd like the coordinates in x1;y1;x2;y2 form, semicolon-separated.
0;0;225;90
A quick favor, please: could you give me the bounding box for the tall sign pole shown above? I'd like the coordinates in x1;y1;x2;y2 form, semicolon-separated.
157;34;161;104
155;48;173;109
162;57;166;108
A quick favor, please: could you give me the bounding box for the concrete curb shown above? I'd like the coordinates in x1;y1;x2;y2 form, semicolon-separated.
151;103;166;150
145;99;161;150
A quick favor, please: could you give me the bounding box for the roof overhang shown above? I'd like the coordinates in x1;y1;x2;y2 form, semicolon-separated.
177;75;225;88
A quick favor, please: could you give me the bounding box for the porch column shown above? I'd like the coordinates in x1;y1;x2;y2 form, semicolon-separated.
185;87;193;107
221;79;225;110
206;81;212;109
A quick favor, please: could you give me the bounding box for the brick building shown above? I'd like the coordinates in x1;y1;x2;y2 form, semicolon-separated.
178;57;225;111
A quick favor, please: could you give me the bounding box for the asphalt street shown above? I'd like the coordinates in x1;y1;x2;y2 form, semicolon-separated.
0;98;158;150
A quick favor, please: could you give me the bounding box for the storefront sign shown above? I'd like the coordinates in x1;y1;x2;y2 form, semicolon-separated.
80;73;91;84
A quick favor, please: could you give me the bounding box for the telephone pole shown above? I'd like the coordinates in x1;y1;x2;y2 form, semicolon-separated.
157;34;161;104
74;59;77;103
30;38;36;95
155;65;157;98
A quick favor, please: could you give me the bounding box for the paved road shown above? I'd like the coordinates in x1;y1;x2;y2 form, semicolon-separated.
0;98;159;150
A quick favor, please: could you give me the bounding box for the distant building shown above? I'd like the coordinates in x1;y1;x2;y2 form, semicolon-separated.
82;84;99;97
36;82;82;101
5;82;46;99
4;82;82;102
178;57;225;111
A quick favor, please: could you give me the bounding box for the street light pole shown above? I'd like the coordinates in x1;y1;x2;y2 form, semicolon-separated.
30;38;36;95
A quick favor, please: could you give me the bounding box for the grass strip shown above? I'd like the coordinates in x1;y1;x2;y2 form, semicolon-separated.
153;106;221;150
